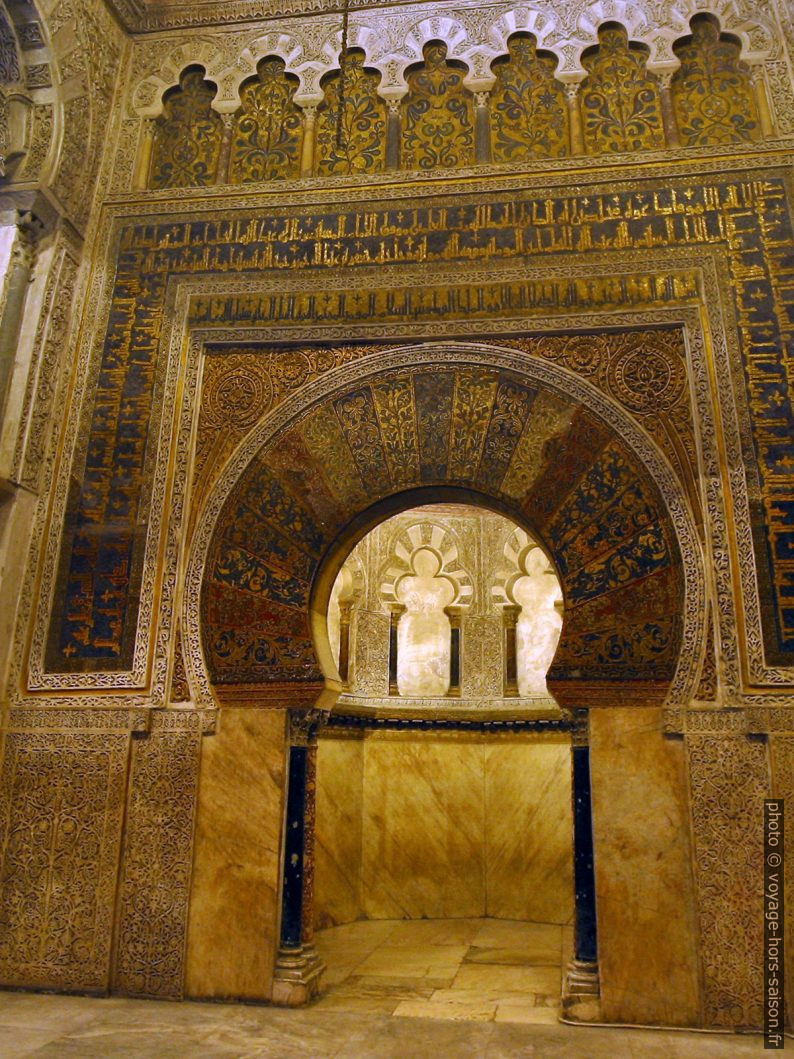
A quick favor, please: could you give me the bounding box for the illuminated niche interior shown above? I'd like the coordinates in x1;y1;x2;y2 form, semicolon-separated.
327;504;563;704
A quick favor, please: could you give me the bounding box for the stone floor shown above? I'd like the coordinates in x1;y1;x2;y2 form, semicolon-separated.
314;917;567;1023
0;919;775;1057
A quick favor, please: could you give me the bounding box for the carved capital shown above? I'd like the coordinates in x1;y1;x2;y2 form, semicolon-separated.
9;211;44;273
289;707;329;745
569;709;589;747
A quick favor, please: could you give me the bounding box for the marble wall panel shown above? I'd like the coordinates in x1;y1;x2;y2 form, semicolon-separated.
484;737;573;925
590;708;701;1026
361;734;487;920
315;734;364;928
316;732;573;926
184;708;287;1000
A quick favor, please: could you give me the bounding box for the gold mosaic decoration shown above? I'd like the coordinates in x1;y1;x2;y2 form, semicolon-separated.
402;42;474;171
149;68;222;189
490;34;569;162
581;25;665;154
671;16;760;146
229;58;302;184
315;51;387;176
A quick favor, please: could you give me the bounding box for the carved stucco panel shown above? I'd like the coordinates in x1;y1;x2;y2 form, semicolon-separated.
686;734;769;1028
113;725;201;998
0;732;129;991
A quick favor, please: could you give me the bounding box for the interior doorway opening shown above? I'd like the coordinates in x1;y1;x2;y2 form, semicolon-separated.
313;503;574;1024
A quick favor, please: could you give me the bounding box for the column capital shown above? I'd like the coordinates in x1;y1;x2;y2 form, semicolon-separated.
4;209;44;271
288;707;329;746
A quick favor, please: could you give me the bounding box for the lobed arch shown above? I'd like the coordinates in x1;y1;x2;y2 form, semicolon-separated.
183;342;706;717
378;519;474;611
128;2;776;119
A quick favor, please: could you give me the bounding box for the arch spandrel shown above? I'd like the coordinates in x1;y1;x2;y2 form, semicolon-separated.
191;346;701;713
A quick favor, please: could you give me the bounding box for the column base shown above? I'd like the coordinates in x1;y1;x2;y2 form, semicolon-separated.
271;945;326;1006
561;958;601;1022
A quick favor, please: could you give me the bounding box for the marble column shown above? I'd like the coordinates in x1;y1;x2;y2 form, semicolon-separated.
562;712;600;1019
0;212;41;436
502;603;521;697
272;709;327;1006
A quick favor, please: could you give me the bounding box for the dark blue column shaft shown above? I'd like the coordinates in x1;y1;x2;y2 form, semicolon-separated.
572;744;598;964
280;745;308;949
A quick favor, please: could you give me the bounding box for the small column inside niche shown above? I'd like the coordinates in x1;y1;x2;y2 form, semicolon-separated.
750;65;775;138
385;98;402;169
216;113;236;183
445;605;463;697
300;106;317;176
502;603;521;697
133;118;156;190
564;83;586;155
337;600;353;687
474;91;492;164
655;71;681;147
387;602;405;696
